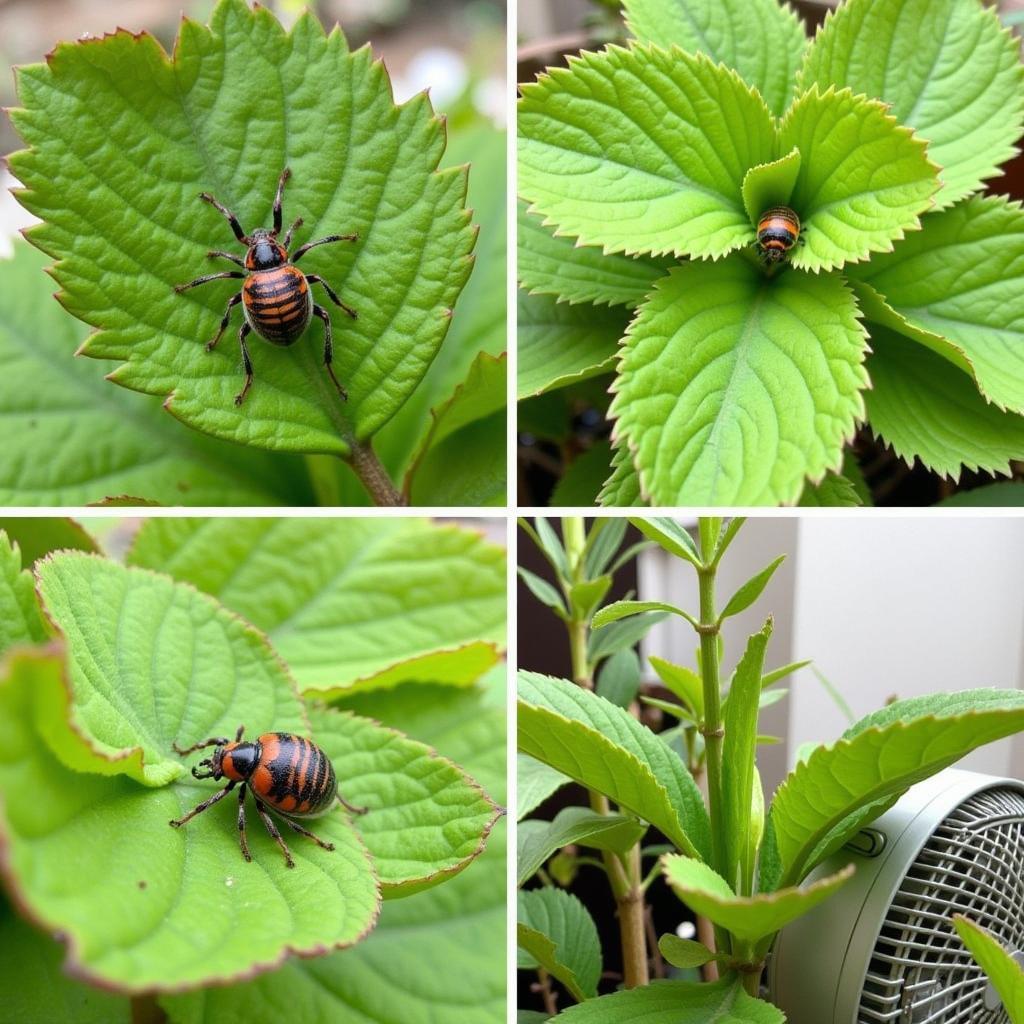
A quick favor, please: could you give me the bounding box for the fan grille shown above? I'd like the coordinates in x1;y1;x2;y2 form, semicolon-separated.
858;786;1024;1023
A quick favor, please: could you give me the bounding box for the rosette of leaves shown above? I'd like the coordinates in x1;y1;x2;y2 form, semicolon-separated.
518;0;1024;507
0;516;505;1021
6;0;505;507
517;515;1024;1019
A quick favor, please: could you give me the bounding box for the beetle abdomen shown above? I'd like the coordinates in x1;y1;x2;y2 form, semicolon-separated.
253;732;338;818
756;206;801;264
243;265;311;346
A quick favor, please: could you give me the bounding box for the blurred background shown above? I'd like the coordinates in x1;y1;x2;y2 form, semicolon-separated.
0;0;506;254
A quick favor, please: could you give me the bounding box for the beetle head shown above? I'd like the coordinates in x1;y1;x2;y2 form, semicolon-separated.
191;745;226;780
246;229;287;270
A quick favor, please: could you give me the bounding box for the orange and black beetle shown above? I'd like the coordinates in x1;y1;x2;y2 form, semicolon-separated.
174;168;358;406
169;725;366;868
756;206;801;264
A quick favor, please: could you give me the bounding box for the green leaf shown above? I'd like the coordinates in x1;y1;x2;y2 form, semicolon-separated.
408;410;505;506
642;695;696;724
0;517;99;564
864;323;1024;480
163;678;506;1024
0;532;47;656
518;887;602;1002
662;855;854;945
406;352;507;505
518;753;572;820
612;260;868;506
0;901;131;1024
593;599;696;631
546;977;785;1023
799;0;1024;211
9;1;473;457
798;472;863;507
518;201;672;309
771;689;1024;886
649;656;704;718
0;242;304;506
583;517;628;578
517;806;647;886
720;558;784;622
628;516;700;565
780;86;939;273
569;575;613;622
742;149;802;225
127;517;506;697
848;276;977;381
848;195;1024;415
518;567;569;620
596;647;642;708
517;289;623;399
721;622;771;893
765;663;811;688
952;916;1024;1023
532;517;571;578
371;119;507;491
657;935;719;970
622;0;806;117
519;45;774;260
586;611;669;662
517;671;711;859
306;705;500;898
938;482;1024;507
0;644;378;993
35;551;303;785
599;442;645;507
552;442;615;507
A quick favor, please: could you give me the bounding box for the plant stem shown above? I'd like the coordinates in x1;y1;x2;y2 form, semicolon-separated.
569;620;593;689
696;536;731;956
697;914;720;982
565;516;647;988
740;962;764;997
618;843;649;989
534;968;559;1016
697;566;725;878
347;439;406;505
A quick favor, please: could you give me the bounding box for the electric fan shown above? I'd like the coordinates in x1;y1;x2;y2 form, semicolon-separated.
769;768;1024;1024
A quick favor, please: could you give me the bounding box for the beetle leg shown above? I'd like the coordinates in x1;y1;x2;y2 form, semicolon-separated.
283;217;303;250
337;793;368;816
173;736;230;756
199;191;249;244
312;304;347;401
282;817;335;852
169;779;235;828
272;167;291;235
207;250;245;267
291;233;358;263
234;323;254;406
253;797;295;868
305;274;357;319
205;292;242;352
236;783;252;862
234;724;245;741
174;271;245;293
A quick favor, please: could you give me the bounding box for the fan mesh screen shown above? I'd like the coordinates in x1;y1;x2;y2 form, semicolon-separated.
858;786;1024;1023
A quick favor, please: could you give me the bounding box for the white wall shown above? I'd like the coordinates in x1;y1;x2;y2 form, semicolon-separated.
789;517;1024;776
